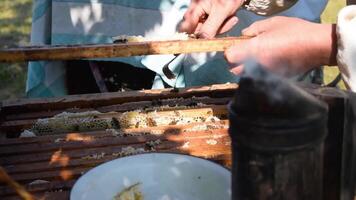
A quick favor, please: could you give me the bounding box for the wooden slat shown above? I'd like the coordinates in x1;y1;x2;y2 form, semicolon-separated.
0;37;250;62
3;136;231;175
2;190;70;200
0;135;232;197
2;167;89;186
0;167;35;200
0;84;237;114
3;146;230;184
96;97;230;116
0;180;74;199
0;120;229;146
0;151;232;198
3;97;230;121
1;144;131;166
0;123;229;166
0;128;228;158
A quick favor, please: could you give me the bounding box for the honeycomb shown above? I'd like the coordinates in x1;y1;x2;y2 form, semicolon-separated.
31;111;119;135
29;104;222;136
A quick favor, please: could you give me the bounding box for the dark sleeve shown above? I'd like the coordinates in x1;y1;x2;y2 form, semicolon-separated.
347;0;356;5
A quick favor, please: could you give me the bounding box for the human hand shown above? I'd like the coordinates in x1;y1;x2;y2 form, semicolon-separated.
179;0;243;38
225;16;337;76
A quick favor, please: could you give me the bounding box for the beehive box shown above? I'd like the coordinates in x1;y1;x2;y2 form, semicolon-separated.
0;84;238;199
0;83;353;200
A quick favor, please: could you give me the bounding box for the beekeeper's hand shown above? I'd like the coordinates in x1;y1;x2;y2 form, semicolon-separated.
179;0;243;38
225;16;337;76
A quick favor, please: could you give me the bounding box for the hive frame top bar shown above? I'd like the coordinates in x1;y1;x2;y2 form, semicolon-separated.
0;36;251;63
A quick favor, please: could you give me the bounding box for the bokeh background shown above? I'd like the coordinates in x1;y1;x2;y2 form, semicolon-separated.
0;0;347;101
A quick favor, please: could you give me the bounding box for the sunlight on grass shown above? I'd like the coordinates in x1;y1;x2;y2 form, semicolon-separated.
0;8;17;19
321;1;346;89
0;0;32;47
321;1;346;23
0;0;32;100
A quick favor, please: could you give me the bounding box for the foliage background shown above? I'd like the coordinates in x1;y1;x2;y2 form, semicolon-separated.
0;0;348;100
0;0;32;100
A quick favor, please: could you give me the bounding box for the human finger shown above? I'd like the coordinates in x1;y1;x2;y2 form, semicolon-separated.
179;3;207;33
197;5;233;38
224;40;250;66
230;64;244;75
194;22;204;34
217;16;239;34
241;17;283;36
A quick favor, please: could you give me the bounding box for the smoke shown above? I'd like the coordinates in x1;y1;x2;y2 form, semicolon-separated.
231;59;327;119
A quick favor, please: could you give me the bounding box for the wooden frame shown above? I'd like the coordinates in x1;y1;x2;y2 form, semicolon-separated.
0;83;354;200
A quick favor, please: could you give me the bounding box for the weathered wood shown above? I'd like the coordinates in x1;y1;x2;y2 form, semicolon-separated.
96;97;231;115
0;130;231;194
0;155;231;199
2;190;70;200
0;37;250;62
3;139;230;175
0;84;237;114
2;147;230;184
0;152;232;198
0;128;228;157
0;180;74;199
0;120;228;146
3;167;89;185
2;97;230;122
0;167;35;200
0;125;229;166
1;155;232;199
1;144;138;166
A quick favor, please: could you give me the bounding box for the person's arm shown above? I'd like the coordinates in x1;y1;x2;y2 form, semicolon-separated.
179;0;300;39
179;0;243;39
224;17;337;76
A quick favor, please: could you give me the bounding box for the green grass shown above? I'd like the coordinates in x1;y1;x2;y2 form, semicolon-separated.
321;1;346;23
321;1;346;89
0;0;32;101
0;0;348;101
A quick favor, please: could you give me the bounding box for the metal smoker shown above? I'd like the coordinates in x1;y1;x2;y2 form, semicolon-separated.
228;62;328;200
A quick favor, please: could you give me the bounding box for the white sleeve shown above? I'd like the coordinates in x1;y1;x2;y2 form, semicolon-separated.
337;5;356;92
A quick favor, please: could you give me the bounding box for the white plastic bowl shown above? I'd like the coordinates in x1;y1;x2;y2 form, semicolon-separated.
70;153;231;200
